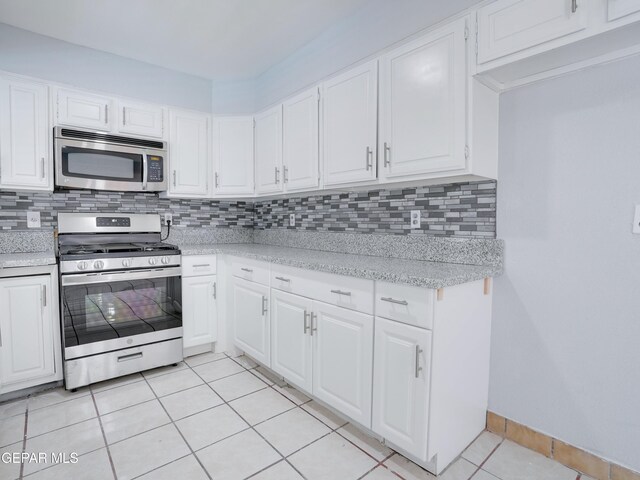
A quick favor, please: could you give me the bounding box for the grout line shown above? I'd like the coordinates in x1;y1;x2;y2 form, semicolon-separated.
89;390;118;480
18;406;28;480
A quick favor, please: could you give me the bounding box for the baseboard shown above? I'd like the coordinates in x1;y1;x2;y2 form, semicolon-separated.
487;411;640;480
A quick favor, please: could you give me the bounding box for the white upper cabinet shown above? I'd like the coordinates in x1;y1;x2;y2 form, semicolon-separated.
254;106;283;195
379;18;467;182
608;0;640;21
168;109;210;197
0;77;51;191
477;0;588;65
56;88;114;131
117;100;165;138
283;86;320;192
213;116;254;196
322;61;378;187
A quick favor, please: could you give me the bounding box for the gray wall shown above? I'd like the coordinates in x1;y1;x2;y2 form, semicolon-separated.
0;23;212;112
492;55;640;471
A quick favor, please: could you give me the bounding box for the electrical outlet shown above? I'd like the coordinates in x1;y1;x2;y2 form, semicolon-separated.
27;211;41;228
633;205;640;234
289;213;296;227
410;210;421;229
164;213;173;225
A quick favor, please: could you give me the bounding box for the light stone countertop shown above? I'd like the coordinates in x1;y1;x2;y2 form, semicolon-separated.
179;243;502;289
0;252;57;269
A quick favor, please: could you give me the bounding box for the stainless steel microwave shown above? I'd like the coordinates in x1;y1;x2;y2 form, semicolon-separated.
54;127;167;192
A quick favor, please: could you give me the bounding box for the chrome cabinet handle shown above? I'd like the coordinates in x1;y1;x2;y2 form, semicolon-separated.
571;0;578;13
415;345;423;378
122;106;126;125
330;289;351;296
105;105;109;124
41;157;45;178
172;170;177;187
215;172;220;188
310;312;317;335
383;142;391;167
283;165;289;183
304;310;310;334
212;281;217;299
241;267;253;273
380;297;408;306
366;146;373;171
261;296;268;315
41;285;47;307
275;276;290;282
118;352;143;362
275;167;280;184
192;264;210;268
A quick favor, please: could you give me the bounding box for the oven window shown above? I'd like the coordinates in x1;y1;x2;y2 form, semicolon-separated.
62;146;143;182
62;276;182;346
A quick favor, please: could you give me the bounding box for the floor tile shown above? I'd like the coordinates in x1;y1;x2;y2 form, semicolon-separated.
384;453;436;479
23;418;105;475
463;431;503;466
193;358;244;382
288;432;377;480
146;368;204;397
0;414;25;447
250;460;304;479
137;454;209;480
0;398;27;419
229;388;295;425
142;361;188;379
90;373;144;393
483;440;578;480
109;424;190;479
185;351;227;367
233;355;258;369
209;371;268;401
101;399;170;444
196;429;280;480
160;384;223;420
272;384;311;405
27;388;90;411
255;407;331;456
93;381;155;415
24;448;113;480
471;470;501;480
337;423;392;461
176;404;248;451
300;401;348;430
0;442;22;480
27;396;96;438
362;466;400;479
439;458;478;480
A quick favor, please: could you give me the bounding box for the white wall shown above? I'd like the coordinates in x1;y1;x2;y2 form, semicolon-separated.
492;55;640;472
0;23;212;112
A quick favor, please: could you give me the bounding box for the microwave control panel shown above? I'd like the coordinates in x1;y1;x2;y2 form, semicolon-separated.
147;156;164;182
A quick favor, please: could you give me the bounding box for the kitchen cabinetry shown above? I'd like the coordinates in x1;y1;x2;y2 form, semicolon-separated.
322;61;378;187
283;86;320;192
168;108;210;197
379;18;467;182
254;106;283;195
608;0;640;21
56;88;113;130
182;256;218;350
0;267;61;395
117;100;165;138
232;276;270;366
212;116;254;196
0;76;51;191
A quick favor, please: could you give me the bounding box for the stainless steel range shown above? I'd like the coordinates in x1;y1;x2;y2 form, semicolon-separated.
57;213;183;390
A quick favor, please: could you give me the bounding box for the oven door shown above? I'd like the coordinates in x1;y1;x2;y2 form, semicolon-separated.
60;267;182;359
55;138;166;192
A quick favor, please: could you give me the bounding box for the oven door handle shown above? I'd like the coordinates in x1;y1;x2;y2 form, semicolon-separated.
142;151;148;191
61;267;182;286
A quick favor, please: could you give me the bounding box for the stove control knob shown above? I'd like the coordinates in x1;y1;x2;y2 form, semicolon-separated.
148;257;157;266
77;261;88;271
122;259;132;267
161;256;170;265
93;260;105;270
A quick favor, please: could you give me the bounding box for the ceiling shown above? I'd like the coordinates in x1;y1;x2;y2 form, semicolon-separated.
0;0;371;80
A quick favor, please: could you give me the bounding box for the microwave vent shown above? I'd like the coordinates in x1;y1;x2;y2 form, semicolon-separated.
58;128;165;149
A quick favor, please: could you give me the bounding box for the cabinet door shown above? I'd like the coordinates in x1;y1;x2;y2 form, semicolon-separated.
379;18;467;181
323;61;378;186
213;116;254;196
312;301;373;427
372;317;431;459
271;290;313;392
168;109;209;197
0;275;55;387
283;87;319;192
608;0;640;21
182;275;217;349
0;78;50;190
118;100;165;138
477;0;587;64
56;88;113;130
255;106;283;195
233;278;270;366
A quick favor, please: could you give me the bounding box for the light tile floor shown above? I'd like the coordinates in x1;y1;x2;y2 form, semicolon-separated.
0;352;589;480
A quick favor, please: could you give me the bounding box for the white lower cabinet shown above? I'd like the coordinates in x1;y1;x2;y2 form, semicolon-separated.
372;317;431;458
232;277;270;366
0;273;58;394
182;275;217;349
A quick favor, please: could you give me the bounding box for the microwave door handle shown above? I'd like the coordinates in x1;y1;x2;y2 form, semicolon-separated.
142;151;148;191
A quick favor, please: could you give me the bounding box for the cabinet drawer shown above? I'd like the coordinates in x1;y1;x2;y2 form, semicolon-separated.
232;258;270;285
182;255;217;277
375;281;433;330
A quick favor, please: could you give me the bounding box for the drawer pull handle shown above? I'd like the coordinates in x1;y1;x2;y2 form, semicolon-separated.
415;345;423;378
118;352;143;362
380;297;408;306
304;310;310;334
241;268;253;273
330;289;351;296
275;276;290;282
192;264;210;268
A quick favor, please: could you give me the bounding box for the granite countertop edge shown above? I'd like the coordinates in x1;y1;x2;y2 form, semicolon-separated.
0;252;57;269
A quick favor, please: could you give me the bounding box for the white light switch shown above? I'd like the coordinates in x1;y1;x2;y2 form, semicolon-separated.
27;211;41;228
289;213;296;227
633;205;640;234
410;210;421;229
